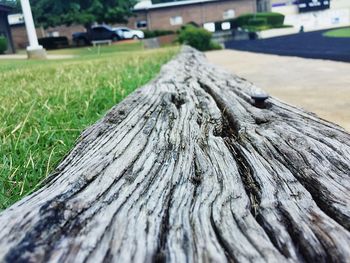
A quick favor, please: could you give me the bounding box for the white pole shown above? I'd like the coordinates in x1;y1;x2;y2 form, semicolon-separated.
20;0;46;58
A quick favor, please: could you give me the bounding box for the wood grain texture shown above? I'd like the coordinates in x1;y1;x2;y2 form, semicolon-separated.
0;47;349;263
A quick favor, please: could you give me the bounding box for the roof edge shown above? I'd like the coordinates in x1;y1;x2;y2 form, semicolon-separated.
0;3;13;12
134;0;222;11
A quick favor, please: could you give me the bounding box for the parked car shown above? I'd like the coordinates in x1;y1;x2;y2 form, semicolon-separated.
72;25;121;46
113;27;145;40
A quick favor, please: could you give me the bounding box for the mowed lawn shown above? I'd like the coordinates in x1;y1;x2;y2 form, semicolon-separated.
323;27;350;38
0;43;178;209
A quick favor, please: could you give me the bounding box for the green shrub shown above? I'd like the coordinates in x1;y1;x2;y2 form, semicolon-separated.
248;17;267;27
0;36;7;54
229;12;285;29
178;25;218;51
209;41;222;50
244;25;270;32
260;12;285;26
177;25;222;51
143;29;175;39
232;14;254;28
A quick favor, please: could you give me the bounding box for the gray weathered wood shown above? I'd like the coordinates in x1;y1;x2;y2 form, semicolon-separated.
0;47;349;263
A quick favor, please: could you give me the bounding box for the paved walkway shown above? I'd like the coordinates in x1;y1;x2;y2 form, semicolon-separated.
0;54;74;60
206;49;350;131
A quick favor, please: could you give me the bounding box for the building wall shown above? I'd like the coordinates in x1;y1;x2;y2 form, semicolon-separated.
11;24;31;49
132;0;256;30
128;13;148;29
11;24;85;49
45;24;86;40
272;0;350;15
284;8;350;30
257;0;271;12
271;1;298;15
331;0;350;9
270;0;350;30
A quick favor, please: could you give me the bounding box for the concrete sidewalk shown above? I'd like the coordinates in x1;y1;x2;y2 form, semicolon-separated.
0;54;74;60
206;50;350;131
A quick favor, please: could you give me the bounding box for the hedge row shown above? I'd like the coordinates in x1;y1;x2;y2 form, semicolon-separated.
232;12;285;28
0;36;7;54
214;12;285;31
142;29;175;39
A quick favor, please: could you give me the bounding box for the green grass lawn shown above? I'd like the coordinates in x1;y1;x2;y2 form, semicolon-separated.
323;27;350;38
0;44;178;210
48;41;145;56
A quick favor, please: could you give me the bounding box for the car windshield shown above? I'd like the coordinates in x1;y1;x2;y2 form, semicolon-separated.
113;27;129;31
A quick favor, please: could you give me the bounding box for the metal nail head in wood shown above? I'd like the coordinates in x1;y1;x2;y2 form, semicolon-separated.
251;93;269;109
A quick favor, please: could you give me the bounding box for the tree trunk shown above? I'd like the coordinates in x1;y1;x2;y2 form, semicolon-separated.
0;47;349;263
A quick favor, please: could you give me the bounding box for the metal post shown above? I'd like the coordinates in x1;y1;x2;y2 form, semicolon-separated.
20;0;46;59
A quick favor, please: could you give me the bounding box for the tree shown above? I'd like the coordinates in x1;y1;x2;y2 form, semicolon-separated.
0;0;16;5
0;0;19;9
0;0;20;12
2;0;137;28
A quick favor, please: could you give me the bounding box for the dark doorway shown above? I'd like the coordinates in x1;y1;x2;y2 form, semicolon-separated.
0;4;15;54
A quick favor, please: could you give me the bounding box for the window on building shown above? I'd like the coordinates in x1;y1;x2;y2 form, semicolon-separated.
221;22;231;30
223;9;235;19
47;31;59;37
170;16;183;26
203;22;215;32
136;20;148;28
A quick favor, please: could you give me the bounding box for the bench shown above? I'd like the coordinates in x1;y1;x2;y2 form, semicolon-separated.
0;47;349;262
91;39;112;47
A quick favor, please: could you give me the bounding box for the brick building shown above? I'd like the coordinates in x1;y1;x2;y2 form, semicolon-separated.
9;0;258;49
9;13;85;49
0;3;15;53
10;24;85;49
131;0;257;30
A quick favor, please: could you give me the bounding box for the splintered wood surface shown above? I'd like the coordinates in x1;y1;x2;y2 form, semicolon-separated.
0;47;349;263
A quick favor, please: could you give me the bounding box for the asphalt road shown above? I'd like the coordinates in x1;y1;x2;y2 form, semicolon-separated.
225;29;350;63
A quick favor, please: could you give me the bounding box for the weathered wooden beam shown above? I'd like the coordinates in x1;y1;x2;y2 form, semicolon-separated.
0;47;349;263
